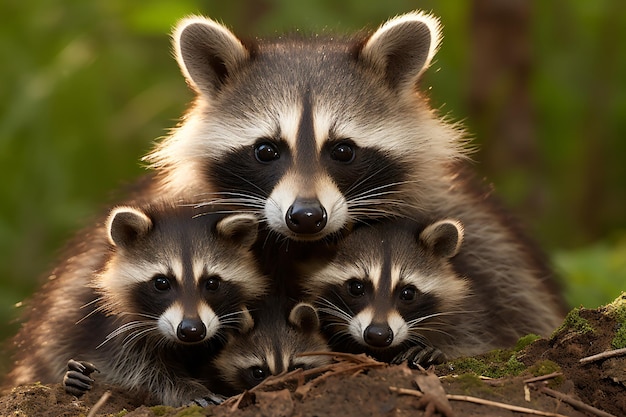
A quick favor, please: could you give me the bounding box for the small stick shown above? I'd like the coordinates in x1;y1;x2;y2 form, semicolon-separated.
228;391;247;413
579;347;626;364
389;386;569;417
306;362;385;387
539;387;618;417
300;351;381;365
86;390;111;417
523;372;563;384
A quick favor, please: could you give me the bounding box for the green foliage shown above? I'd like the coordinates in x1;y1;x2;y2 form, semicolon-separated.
553;239;626;309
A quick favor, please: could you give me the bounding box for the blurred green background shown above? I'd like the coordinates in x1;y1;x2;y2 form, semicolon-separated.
1;0;625;361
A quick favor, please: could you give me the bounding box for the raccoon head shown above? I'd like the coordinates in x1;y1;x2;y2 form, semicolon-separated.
146;12;466;242
96;204;266;347
309;218;469;359
213;301;330;393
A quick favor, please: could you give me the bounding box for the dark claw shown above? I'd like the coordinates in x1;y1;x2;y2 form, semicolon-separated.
190;392;226;407
67;359;99;375
392;345;447;368
63;359;99;397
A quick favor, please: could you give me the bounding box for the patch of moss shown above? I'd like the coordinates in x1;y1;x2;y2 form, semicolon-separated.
447;349;526;378
172;405;210;417
514;334;542;351
527;360;563;388
551;307;594;339
528;359;561;377
150;405;175;416
112;410;129;417
455;373;484;389
604;292;626;349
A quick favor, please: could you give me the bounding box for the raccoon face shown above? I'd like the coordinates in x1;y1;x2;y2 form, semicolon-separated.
214;302;330;393
147;12;466;241
95;204;266;347
309;219;468;357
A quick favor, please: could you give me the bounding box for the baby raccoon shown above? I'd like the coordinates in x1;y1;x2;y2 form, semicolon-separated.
304;218;556;366
213;300;330;394
4;202;267;406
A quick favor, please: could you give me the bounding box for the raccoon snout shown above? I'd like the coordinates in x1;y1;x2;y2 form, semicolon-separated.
286;198;327;234
177;318;207;343
364;323;394;347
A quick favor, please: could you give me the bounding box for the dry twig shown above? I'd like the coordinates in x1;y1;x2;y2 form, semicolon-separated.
523;372;563;384
86;390;111;417
579;347;626;364
539;386;617;417
221;352;385;411
390;386;570;417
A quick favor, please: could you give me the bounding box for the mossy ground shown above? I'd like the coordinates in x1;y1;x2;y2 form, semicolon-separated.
1;295;624;416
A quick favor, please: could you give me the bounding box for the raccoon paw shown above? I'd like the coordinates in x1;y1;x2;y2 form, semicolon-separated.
190;392;226;407
63;359;99;397
392;346;446;368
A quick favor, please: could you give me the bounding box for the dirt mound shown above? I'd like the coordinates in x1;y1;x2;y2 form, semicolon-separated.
2;294;624;417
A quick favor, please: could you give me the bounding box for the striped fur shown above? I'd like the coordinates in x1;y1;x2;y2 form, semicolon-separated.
143;11;565;354
213;300;330;394
145;12;466;241
4;203;267;406
304;218;487;364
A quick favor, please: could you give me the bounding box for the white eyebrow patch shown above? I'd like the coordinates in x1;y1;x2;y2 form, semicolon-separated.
279;104;303;149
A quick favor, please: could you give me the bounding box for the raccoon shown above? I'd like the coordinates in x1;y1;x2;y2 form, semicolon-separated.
146;11;461;241
4;202;267;406
213;300;330;395
304;217;557;366
144;12;566;327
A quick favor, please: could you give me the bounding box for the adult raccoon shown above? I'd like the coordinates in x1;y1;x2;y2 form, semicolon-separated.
146;10;565;322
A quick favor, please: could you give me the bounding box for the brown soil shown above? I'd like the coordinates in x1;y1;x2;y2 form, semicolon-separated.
1;298;624;417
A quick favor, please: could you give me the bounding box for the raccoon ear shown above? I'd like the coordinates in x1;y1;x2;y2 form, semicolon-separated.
288;302;320;334
216;213;259;249
419;219;464;259
360;11;440;94
173;16;250;97
107;206;153;250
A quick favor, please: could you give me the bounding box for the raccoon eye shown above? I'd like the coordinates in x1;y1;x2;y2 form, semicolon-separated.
250;366;266;381
153;275;171;291
346;279;366;297
330;142;355;163
204;275;221;292
399;285;417;302
255;142;280;163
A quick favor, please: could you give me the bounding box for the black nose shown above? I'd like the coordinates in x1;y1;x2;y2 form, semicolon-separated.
286;198;327;234
364;323;394;347
177;318;207;343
